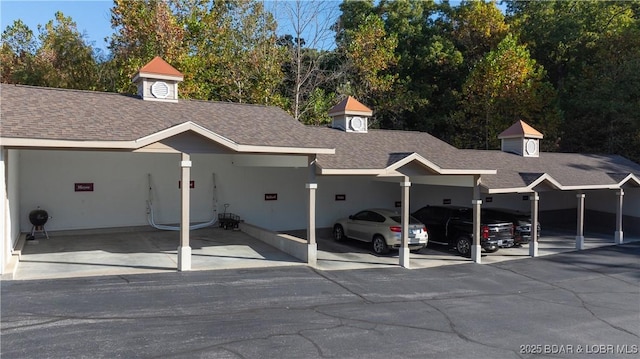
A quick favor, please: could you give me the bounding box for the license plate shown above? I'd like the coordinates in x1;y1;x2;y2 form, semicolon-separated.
498;240;503;246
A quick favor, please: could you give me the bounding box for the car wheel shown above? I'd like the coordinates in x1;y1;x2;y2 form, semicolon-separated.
456;236;472;257
372;235;390;255
333;224;346;241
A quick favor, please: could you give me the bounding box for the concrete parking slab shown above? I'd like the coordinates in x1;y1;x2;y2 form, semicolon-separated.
313;228;640;270
8;226;638;280
12;227;304;280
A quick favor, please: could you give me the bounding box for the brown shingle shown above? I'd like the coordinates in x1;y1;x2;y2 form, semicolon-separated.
0;84;326;149
2;84;639;190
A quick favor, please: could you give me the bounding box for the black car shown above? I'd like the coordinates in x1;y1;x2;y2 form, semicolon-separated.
482;208;541;246
412;205;514;257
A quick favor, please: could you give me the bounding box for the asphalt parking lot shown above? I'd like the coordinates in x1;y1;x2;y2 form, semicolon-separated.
2;242;639;358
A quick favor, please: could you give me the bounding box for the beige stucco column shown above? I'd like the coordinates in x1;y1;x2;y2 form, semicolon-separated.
529;192;539;257
178;152;192;271
306;157;318;266
615;190;624;244
0;148;6;275
306;183;318;266
471;175;482;263
399;178;411;268
576;193;585;250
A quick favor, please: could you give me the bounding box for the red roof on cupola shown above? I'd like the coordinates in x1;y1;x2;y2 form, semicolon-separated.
328;96;373;117
134;56;183;80
498;120;543;139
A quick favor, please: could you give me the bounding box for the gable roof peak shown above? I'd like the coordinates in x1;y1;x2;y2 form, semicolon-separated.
498;120;543;139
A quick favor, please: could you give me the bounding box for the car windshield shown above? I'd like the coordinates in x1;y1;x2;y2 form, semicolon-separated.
390;215;423;225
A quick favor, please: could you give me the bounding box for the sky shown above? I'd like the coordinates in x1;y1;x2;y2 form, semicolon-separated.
0;0;341;54
1;0;114;51
0;0;481;54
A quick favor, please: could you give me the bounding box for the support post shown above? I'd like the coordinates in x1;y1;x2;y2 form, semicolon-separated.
0;148;6;275
615;190;624;245
399;178;411;268
576;193;585;250
529;192;539;257
306;157;318;266
471;175;482;263
178;153;192;271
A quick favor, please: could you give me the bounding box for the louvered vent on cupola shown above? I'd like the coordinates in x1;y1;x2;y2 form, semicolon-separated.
498;120;544;158
132;57;184;103
328;96;373;133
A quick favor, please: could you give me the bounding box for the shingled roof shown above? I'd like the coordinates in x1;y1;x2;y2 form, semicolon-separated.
311;127;487;173
2;83;639;192
0;84;330;151
459;149;640;192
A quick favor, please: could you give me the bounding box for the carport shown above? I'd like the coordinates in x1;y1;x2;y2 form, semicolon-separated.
311;114;640;266
457;122;640;257
311;98;499;266
3;58;640;277
0;58;334;276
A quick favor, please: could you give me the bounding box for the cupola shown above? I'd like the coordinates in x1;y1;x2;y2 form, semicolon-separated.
328;96;373;133
498;120;543;157
132;57;184;103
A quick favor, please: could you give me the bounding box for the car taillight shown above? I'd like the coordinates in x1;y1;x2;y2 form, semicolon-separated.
481;225;489;239
390;226;402;233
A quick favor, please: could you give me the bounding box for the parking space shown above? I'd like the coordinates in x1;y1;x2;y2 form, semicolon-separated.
314;228;640;270
12;227;304;280
8;226;639;280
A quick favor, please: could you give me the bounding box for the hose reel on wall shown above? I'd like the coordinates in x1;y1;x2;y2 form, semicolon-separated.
146;173;218;231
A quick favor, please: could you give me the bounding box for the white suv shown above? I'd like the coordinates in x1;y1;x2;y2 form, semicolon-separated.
333;208;428;255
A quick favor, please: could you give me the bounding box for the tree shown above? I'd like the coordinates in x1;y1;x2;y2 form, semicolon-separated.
273;0;340;124
108;0;185;93
450;0;509;67
507;0;640;160
560;18;640;161
456;34;561;150
213;0;286;105
1;13;99;90
0;19;39;84
35;12;99;90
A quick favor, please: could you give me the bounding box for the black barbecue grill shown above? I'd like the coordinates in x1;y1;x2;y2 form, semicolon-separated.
28;208;50;240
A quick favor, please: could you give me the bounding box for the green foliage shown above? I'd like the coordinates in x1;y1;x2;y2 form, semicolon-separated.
450;0;510;67
1;19;38;84
108;0;185;93
507;0;640;161
300;88;335;126
2;0;640;162
457;34;561;150
37;12;100;90
1;14;98;89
